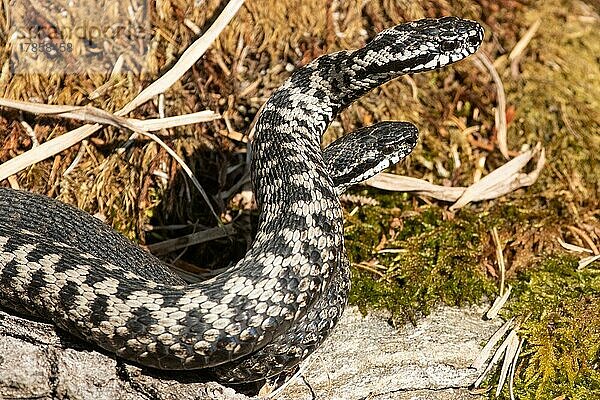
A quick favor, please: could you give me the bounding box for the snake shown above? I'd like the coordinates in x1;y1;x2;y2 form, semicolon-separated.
0;17;483;384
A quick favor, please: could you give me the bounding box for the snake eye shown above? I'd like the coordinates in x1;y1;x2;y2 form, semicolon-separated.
441;40;460;52
468;35;481;47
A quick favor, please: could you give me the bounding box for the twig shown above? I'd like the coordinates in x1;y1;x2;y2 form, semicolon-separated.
578;255;600;270
366;173;466;202
486;285;511;320
0;99;220;132
473;329;517;388
1;99;223;221
19;120;39;147
119;0;245;115
450;143;545;210
146;224;236;255
496;330;521;397
366;143;544;208
475;52;509;159
472;317;515;370
62;139;88;176
567;225;599;255
491;227;506;296
509;19;541;77
352;262;386;278
509;338;524;400
557;237;593;254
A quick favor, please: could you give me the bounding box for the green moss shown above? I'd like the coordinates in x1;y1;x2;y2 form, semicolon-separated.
496;256;600;399
344;205;390;263
344;198;600;398
344;200;600;400
346;203;497;324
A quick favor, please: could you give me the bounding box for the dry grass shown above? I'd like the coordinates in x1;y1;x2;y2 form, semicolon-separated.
0;0;597;282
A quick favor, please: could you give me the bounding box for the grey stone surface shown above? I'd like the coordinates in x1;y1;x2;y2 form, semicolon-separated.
0;309;249;400
277;305;502;400
0;334;53;399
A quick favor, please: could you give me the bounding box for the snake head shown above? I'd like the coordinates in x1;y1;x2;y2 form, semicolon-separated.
365;16;484;74
322;121;418;195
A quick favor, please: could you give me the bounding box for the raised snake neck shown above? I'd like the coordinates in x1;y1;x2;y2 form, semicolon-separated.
0;17;483;383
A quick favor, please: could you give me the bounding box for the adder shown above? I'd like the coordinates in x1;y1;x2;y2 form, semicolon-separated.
0;17;483;383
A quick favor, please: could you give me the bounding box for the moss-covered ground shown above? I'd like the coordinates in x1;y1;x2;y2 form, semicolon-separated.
0;0;598;398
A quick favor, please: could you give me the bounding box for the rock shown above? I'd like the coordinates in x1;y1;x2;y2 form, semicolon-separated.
277;305;503;400
0;310;249;400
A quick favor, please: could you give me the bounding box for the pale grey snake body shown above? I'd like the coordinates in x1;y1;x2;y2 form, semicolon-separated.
0;17;483;383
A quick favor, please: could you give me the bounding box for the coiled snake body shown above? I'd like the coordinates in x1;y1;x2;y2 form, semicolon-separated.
0;17;483;383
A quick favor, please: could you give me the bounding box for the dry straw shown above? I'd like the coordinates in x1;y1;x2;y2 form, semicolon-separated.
0;0;246;221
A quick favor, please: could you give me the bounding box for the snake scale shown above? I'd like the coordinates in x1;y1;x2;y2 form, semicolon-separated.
0;17;483;383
